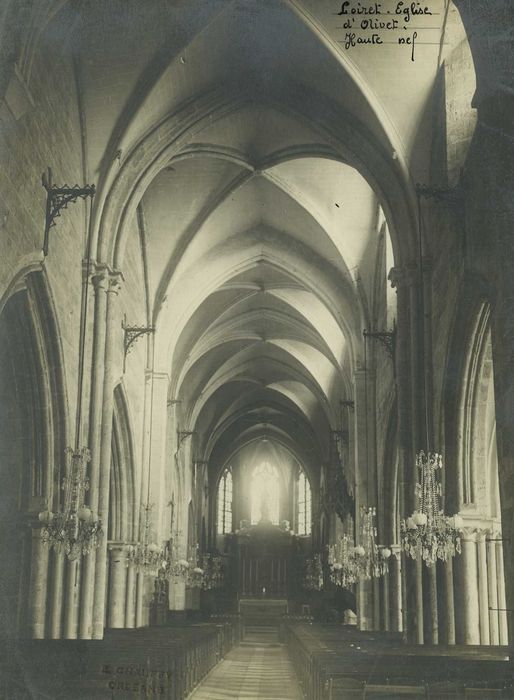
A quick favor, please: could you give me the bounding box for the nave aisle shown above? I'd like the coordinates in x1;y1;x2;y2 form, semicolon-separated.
189;644;302;700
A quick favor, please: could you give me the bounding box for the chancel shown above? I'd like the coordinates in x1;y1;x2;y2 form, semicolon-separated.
0;1;514;698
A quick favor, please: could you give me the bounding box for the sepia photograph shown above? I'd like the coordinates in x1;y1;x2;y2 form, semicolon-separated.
0;0;513;697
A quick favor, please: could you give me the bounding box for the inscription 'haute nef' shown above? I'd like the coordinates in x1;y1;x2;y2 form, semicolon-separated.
336;1;435;62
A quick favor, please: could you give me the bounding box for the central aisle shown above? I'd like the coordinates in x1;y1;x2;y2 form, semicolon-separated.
189;644;302;699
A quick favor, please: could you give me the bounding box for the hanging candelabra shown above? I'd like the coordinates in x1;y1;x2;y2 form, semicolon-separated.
184;543;205;588
400;452;462;564
201;554;224;590
358;506;392;580
328;516;392;587
303;553;323;591
127;503;165;575
39;447;102;560
162;532;190;583
345;334;393;582
400;189;463;565
328;533;360;588
161;496;192;583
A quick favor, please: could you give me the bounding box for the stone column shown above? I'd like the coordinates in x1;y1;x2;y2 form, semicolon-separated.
414;557;424;644
135;571;145;627
372;576;380;631
49;551;65;638
353;368;373;630
406;264;421;495
490;278;514;647
148;372;171;548
125;563;136;628
64;559;81;638
486;532;499;645
107;543;128;628
443;556;456;645
460;529;480;645
27;525;49;638
382;568;390;632
496;539;508;645
390;265;423;643
476;530;490;645
80;266;108;638
388;269;411;640
389;547;402;632
92;270;123;639
425;563;438;645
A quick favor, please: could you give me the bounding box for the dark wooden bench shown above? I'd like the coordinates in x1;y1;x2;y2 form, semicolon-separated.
2;621;237;699
284;622;514;700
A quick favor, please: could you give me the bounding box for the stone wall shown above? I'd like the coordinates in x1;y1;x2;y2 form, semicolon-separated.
0;26;84;445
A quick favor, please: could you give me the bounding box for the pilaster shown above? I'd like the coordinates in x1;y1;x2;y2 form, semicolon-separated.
107;543;129;628
92;268;124;639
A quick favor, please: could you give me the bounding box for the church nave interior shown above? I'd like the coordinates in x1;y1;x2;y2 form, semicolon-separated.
1;0;514;698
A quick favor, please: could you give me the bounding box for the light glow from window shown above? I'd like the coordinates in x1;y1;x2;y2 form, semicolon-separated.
217;469;233;534
251;462;280;524
297;471;311;535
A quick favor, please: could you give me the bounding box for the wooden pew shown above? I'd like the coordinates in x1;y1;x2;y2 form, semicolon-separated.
284;622;514;700
3;621;237;699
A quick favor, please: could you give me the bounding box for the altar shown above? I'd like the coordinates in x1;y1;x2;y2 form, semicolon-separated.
234;518;303;599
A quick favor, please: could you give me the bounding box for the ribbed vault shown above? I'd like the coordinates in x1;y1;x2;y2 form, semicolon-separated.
64;0;466;488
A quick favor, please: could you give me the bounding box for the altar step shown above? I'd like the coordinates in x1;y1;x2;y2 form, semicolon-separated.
239;598;287;645
242;624;280;645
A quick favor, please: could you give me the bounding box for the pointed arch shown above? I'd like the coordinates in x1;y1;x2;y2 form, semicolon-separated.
110;383;137;542
0;268;68;637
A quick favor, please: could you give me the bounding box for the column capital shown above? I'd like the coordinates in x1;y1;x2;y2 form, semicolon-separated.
106;268;124;295
390;544;402;559
389;262;425;288
461;527;478;542
89;261;109;289
107;542;130;558
353;367;367;380
353;365;375;379
475;530;488;544
89;262;124;293
388;266;407;290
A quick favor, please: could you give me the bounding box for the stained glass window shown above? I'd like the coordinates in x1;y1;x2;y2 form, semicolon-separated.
217;469;233;534
297;471;311;535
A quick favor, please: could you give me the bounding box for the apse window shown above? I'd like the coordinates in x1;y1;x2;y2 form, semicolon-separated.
297;471;312;535
217;468;233;534
251;462;280;525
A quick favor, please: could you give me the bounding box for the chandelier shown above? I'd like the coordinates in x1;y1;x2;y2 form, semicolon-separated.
127;504;165;575
201;554;224;590
400;451;462;564
328;513;392;587
162;532;191;583
357;506;391;580
328;533;360;587
303;553;323;591
185;543;205;589
39;447;102;560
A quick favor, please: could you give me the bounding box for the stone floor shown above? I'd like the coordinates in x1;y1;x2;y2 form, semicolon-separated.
189;643;302;699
